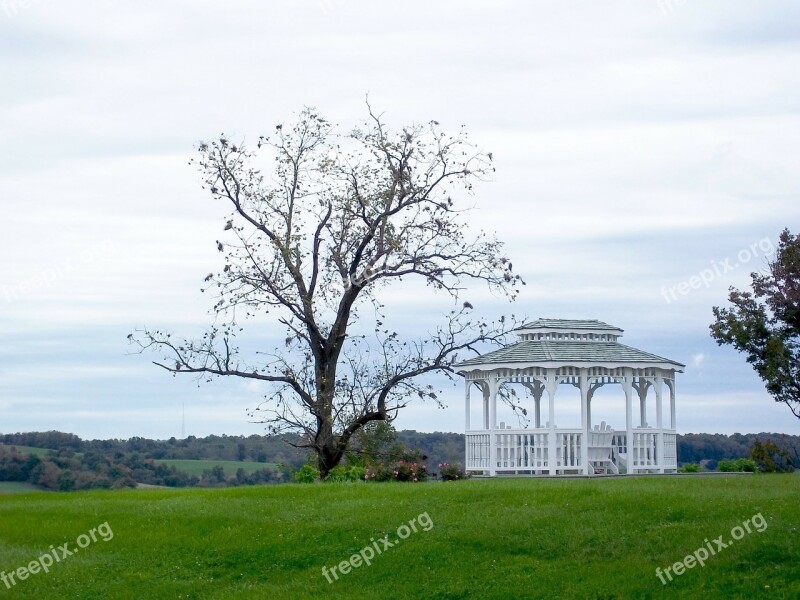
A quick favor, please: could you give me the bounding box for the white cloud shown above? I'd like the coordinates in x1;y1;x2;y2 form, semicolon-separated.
2;0;799;438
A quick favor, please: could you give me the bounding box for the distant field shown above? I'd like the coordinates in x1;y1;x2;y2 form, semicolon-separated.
0;445;55;457
157;459;278;476
0;481;43;494
0;475;798;599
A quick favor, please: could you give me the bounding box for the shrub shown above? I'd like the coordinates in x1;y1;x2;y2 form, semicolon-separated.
364;460;428;482
293;463;320;483
750;438;795;473
678;463;701;473
718;458;757;472
736;458;758;472
717;460;736;472
346;465;366;481
438;462;467;481
58;470;76;492
393;460;428;482
325;465;365;482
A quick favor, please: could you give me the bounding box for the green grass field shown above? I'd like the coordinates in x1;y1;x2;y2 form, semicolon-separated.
156;459;278;476
0;446;55;457
0;475;798;599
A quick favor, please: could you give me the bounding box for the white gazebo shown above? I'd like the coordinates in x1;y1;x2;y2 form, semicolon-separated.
456;319;684;476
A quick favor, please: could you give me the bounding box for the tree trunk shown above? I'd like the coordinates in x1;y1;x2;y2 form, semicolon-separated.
317;437;345;479
314;394;346;479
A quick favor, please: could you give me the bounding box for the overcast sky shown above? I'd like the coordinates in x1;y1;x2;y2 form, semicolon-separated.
2;1;800;441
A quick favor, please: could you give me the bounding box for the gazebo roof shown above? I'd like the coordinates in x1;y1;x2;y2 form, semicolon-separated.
515;318;623;333
456;318;685;372
456;340;684;369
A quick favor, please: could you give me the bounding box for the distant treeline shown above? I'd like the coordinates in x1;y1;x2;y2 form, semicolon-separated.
0;431;307;464
1;430;797;491
0;443;289;492
3;429;793;467
0;432;306;491
677;433;800;469
0;430;466;476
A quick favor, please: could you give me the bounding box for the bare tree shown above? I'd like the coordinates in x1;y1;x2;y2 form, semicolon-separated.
131;106;522;477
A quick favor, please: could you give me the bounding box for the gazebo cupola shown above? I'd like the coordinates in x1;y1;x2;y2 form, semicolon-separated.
515;319;623;342
456;319;685;476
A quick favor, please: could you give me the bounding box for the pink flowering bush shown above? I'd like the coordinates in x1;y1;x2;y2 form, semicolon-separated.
437;462;466;481
364;459;428;482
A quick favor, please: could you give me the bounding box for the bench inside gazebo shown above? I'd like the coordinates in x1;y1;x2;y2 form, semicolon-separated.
456;319;684;476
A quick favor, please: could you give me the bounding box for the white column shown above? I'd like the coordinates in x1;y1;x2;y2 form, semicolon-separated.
655;375;664;474
488;376;499;476
546;370;559;475
669;379;676;430
580;369;589;475
522;381;544;429
490;379;498;430
533;380;543;429
465;382;471;431
639;382;647;428
624;369;634;475
587;387;594;431
464;382;471;472
483;384;490;430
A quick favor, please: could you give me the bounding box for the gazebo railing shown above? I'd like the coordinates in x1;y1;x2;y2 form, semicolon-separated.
465;432;491;468
663;432;677;469
466;428;585;472
495;430;550;469
466;428;677;473
555;429;583;469
612;430;678;472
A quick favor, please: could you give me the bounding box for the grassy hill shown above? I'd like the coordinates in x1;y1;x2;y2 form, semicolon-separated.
156;459;278;477
0;445;56;457
0;476;798;599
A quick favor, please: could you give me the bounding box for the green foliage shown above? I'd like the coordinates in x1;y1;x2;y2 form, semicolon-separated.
293;463;320;483
350;422;431;483
0;444;289;491
717;458;758;472
395;430;469;473
157;459;278;477
349;421;407;466
678;463;702;473
0;431;83;451
1;431;309;468
9;430;800;491
0;432;305;491
711;228;800;419
437;462;467;481
750;438;795;472
324;465;365;482
57;470;76;492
